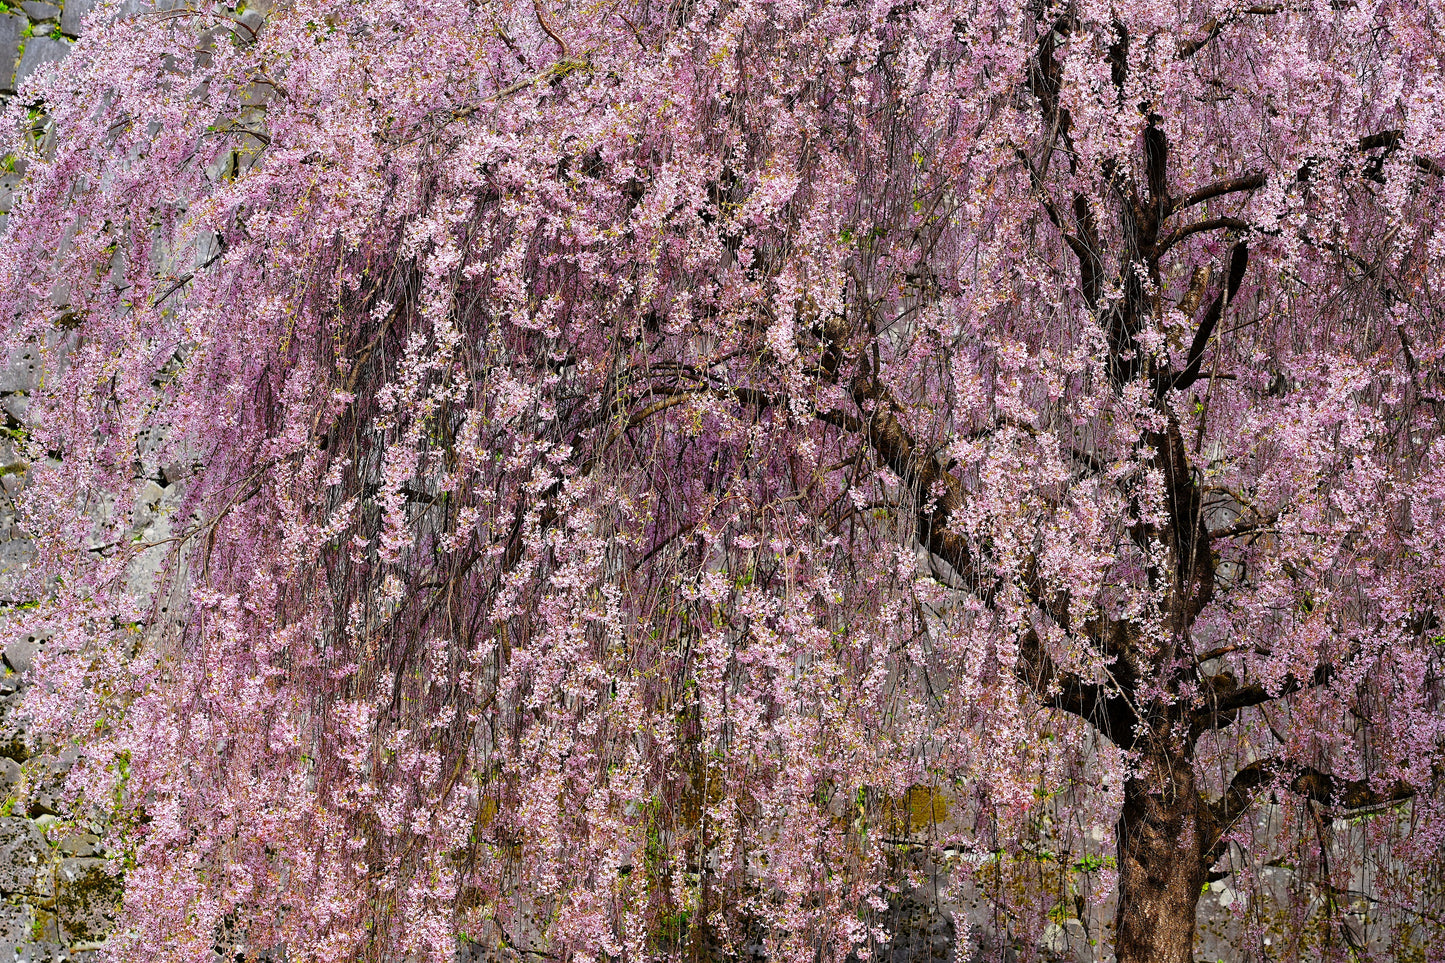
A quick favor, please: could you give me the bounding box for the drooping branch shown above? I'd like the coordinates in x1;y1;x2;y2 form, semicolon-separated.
1204;757;1414;865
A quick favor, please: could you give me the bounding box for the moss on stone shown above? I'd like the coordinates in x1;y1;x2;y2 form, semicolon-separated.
0;734;29;763
56;859;120;944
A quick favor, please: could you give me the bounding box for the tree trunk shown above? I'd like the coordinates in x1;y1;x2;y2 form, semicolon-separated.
1114;746;1208;963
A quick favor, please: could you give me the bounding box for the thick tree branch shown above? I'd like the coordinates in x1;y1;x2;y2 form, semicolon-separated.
1027;14;1074;127
1018;630;1140;748
1356;129;1445;180
1070;193;1107;309
1144;118;1169;204
1196;642;1270;663
1168;173;1267;216
849;370;974;579
1166;130;1441;224
1190;659;1333;732
1290;767;1414;811
1159;241;1249;396
812;306;981;581
1018;148;1105;308
1176;264;1213;318
1177;6;1283;59
1207;512;1278;540
1155;216;1250;258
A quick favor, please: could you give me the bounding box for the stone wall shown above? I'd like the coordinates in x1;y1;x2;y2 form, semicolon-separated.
0;1;82;97
2;343;120;962
3;6;123;956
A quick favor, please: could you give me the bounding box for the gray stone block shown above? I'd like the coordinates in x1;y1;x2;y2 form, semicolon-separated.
23;754;69;818
134;480;164;519
3;638;36;675
2;391;28;423
0;534;35;578
56;832;99;857
1;459;22;490
9;939;70;962
0;346;40;395
0;898;36;944
14;35;69;90
0;689;30;762
24;790;58;819
0;13;24;94
0;818;51;898
59;0;100;36
0;172;21;214
237;9;264;37
20;3;60;23
0;757;20;794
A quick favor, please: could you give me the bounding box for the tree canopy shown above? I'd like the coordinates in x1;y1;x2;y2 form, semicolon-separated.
1;0;1443;961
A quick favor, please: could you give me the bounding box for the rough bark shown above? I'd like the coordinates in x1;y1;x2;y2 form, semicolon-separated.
1114;746;1209;963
